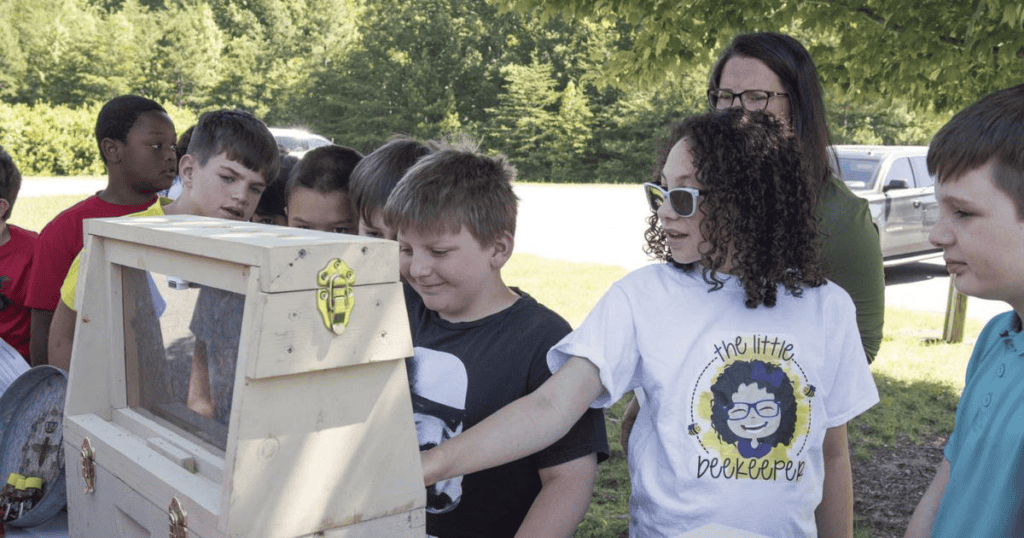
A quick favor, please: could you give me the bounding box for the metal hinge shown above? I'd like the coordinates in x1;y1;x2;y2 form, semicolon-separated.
168;497;188;538
79;438;95;494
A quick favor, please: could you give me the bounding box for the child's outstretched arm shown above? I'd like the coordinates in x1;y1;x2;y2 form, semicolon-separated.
815;424;854;538
904;458;950;538
47;301;76;371
422;355;604;488
516;453;598;538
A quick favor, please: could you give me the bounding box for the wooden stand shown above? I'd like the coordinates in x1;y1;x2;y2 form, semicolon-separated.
63;216;425;537
943;274;968;343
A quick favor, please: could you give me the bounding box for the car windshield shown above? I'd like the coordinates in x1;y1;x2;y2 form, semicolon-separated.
274;133;332;153
837;157;881;191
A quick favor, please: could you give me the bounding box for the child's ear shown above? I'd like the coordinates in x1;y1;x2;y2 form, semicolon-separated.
489;230;515;270
178;154;198;190
0;198;9;220
100;137;122;164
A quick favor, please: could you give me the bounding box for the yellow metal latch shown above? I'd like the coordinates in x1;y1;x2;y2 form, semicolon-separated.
316;258;356;335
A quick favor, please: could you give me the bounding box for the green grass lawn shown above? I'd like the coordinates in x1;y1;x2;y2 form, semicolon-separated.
11;193;92;233
17;186;979;537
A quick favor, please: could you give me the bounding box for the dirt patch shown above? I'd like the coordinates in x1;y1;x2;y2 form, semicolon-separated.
851;434;947;537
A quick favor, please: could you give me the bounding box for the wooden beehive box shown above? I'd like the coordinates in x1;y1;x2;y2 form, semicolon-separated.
62;215;426;537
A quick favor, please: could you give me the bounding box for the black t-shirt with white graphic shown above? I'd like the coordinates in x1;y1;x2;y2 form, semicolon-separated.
405;284;609;538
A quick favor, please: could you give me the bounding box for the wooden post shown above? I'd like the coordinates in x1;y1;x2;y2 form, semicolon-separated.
943;274;969;343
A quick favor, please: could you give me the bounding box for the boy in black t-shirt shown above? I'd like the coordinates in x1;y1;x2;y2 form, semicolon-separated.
382;138;608;538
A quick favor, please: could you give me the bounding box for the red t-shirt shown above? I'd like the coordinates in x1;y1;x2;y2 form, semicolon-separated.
0;225;40;361
25;194;155;312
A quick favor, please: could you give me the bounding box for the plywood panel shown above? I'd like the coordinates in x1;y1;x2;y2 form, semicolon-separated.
87;216;399;292
225;360;424;537
247;282;412;379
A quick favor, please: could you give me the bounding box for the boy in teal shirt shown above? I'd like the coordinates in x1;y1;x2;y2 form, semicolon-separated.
906;84;1024;537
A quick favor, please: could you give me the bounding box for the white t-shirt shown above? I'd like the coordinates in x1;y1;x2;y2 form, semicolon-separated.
548;264;879;537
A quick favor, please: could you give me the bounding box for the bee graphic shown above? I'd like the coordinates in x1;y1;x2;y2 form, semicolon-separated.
803;385;816;398
687;423;701;436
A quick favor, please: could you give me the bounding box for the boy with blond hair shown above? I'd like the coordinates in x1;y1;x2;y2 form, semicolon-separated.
48;109;279;373
382;139;607;538
906;84;1024;537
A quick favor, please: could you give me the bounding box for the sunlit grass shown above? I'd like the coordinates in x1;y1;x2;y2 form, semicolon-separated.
10;194;92;233
12;176;104;233
504;253;629;328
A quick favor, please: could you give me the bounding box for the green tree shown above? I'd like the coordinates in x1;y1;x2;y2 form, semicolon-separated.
147;1;225;111
496;0;1024;114
588;73;706;184
550;80;593;180
487;61;562;180
0;0;101;104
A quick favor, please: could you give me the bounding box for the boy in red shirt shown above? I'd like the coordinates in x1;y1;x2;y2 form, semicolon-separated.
0;145;37;362
25;95;176;366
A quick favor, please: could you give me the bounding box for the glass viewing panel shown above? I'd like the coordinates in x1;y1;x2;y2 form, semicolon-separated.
121;265;244;451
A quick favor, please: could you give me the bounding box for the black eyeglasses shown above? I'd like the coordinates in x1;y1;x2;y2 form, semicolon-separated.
643;183;703;218
726;399;781;420
707;89;788;111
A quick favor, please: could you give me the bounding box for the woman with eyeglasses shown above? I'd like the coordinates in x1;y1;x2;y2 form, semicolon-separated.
419;109;878;537
707;32;885;364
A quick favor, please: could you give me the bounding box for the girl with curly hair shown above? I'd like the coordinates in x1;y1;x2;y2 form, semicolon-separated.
421;109;878;537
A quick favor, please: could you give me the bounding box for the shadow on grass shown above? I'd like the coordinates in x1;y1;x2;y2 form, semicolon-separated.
850;371;960;538
849;371;959;457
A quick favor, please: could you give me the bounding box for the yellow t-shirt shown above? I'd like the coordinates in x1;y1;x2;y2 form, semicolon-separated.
60;198;172;310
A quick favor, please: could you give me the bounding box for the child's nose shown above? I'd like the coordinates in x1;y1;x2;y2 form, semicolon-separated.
656;197;678;221
408;253;432;277
928;220;952;248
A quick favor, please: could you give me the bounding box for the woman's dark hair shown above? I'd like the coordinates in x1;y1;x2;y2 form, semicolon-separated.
710;360;797;448
709;32;834;194
645;109;826;308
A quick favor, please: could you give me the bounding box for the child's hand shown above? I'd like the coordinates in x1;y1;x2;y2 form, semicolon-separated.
620;395;640;456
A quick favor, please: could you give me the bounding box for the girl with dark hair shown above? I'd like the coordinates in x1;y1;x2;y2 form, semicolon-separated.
420;109;878;537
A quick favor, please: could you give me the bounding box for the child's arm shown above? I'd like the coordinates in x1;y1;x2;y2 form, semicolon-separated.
815;424;853;538
423;355;604;487
620;395;640;455
904;458;950;538
29;308;53;367
516;453;598;538
187;340;216;419
47;301;76;371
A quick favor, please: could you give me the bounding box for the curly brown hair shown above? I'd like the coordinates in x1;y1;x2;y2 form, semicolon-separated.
644;109;826;308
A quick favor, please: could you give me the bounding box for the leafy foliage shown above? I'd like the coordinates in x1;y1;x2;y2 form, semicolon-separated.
0;102;197;176
0;0;992;178
496;0;1024;113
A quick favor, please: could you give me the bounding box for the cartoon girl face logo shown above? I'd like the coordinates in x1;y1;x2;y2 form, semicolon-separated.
710;360;797;458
